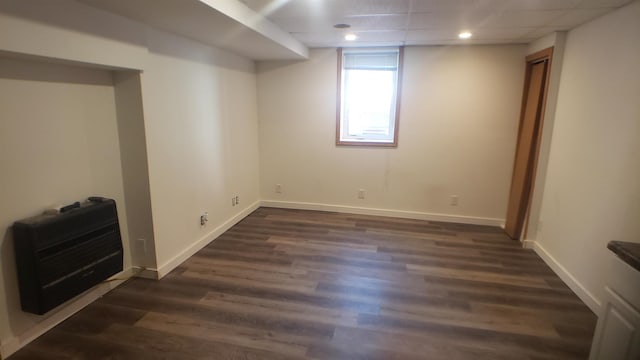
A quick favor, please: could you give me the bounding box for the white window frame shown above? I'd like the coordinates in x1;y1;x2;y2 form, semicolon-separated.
336;47;404;147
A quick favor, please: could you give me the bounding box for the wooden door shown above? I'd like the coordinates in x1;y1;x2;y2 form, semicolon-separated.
504;48;553;240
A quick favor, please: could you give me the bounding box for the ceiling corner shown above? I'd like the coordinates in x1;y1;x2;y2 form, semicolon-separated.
199;0;309;60
78;0;309;61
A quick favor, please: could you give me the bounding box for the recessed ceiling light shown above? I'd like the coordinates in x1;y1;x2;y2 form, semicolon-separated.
458;31;472;39
345;34;357;41
334;23;351;29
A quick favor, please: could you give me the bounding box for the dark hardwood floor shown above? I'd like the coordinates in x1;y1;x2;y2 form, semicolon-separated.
9;207;597;359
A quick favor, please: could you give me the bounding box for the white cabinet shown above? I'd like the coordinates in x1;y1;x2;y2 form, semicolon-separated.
589;252;640;360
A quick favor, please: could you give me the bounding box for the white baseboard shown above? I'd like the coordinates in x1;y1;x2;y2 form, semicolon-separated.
150;200;260;279
530;240;601;313
260;200;504;227
133;267;160;280
0;267;136;359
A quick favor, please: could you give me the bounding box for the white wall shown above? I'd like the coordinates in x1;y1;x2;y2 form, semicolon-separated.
113;71;157;269
257;46;525;224
533;1;640;311
0;0;261;354
141;28;261;273
0;57;129;346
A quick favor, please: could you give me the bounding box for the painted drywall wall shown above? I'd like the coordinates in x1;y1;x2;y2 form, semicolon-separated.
141;28;261;272
534;1;640;310
0;0;261;353
257;46;525;224
0;57;130;346
113;71;157;269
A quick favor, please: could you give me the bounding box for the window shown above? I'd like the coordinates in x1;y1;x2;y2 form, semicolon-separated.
336;47;403;147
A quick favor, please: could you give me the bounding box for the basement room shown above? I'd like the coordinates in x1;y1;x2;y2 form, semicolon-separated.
0;0;638;359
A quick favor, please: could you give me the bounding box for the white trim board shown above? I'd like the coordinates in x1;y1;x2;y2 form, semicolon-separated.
260;200;504;227
0;267;136;359
147;200;261;279
530;240;601;313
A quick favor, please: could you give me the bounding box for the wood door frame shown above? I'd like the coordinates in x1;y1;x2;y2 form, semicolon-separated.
506;47;554;240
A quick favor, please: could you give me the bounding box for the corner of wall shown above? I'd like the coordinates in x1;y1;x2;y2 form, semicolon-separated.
531;240;601;313
113;70;158;270
150;200;261;279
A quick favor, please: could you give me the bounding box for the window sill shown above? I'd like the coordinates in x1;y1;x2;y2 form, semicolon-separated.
336;140;398;147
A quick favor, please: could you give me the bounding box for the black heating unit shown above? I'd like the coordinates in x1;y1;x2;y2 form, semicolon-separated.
13;197;123;315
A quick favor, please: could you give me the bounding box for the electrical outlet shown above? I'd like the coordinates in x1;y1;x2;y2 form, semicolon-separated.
450;195;458;206
137;238;147;255
275;184;282;193
358;189;365;199
235;195;239;205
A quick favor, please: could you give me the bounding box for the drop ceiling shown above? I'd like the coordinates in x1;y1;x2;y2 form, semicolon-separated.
240;0;634;47
78;0;634;60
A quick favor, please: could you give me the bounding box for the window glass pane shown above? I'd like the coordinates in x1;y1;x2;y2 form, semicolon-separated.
344;69;394;138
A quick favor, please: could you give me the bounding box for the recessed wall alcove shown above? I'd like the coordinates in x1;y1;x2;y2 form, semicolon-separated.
0;51;155;344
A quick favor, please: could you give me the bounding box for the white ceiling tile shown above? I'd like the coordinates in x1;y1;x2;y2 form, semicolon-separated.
404;30;526;45
407;38;520;45
410;0;507;13
334;0;412;15
409;11;495;30
470;27;537;39
269;14;408;33
293;30;405;44
406;26;533;43
345;14;409;30
545;8;610;26
482;9;565;27
409;12;455;29
576;0;634;8
349;30;407;42
502;0;583;10
405;29;463;42
520;27;567;40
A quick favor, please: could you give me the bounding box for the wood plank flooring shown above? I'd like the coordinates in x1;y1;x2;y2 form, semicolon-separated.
9;207;597;359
